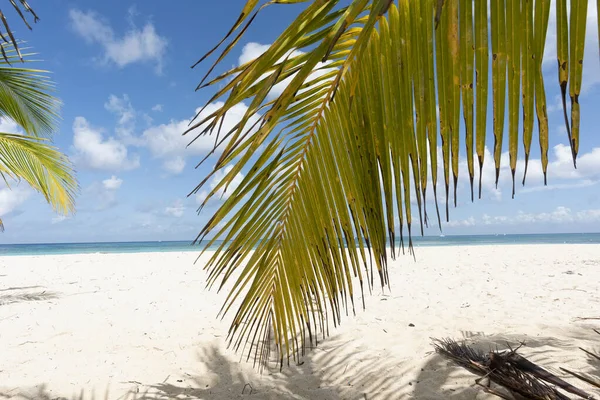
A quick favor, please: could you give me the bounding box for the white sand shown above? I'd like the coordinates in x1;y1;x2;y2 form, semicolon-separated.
1;245;599;399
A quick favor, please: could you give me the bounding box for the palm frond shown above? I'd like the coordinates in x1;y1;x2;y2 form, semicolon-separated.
0;133;76;230
0;0;39;62
191;0;598;366
0;42;60;138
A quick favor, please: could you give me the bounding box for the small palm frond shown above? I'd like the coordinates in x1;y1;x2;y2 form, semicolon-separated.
0;42;60;138
0;132;76;230
0;0;40;62
190;0;598;367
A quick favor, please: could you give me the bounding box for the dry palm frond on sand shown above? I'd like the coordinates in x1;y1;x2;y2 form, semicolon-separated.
561;329;600;392
433;338;597;400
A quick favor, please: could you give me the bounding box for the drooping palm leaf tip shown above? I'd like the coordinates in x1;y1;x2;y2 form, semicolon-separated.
0;40;77;230
0;0;39;63
189;0;597;367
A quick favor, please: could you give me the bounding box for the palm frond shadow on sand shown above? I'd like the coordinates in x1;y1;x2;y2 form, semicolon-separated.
2;328;599;400
122;327;600;399
131;335;409;400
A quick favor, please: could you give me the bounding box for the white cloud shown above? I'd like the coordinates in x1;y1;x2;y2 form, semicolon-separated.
576;209;600;221
444;143;600;203
0;117;21;134
0;184;30;217
162;156;186;175
516;206;572;224
143;118;191;159
142;102;259;173
410;140;600;225
196;165;245;205
72;117;140;171
51;215;70;224
481;214;509;226
102;176;123;190
475;206;600;227
445;216;476;228
151;104;163;112
238;42;271;65
69;9;168;73
238;42;336;100
165;200;185;218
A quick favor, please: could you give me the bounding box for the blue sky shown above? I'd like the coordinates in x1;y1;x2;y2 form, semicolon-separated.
0;0;599;244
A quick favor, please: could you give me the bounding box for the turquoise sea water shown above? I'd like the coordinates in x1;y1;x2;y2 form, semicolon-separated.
0;233;599;256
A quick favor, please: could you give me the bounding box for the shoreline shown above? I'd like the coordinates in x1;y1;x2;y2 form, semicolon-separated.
1;233;600;257
1;245;599;399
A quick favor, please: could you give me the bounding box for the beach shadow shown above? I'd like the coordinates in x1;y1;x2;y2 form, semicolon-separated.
128;334;410;399
413;328;600;399
0;290;60;306
1;385;113;400
3;328;598;399
132;345;256;399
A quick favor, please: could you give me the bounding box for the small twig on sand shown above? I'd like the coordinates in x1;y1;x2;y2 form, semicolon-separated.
579;347;600;362
573;317;600;321
560;367;600;391
242;383;253;395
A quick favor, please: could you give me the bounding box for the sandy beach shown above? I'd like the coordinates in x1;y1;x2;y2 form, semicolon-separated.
1;244;599;399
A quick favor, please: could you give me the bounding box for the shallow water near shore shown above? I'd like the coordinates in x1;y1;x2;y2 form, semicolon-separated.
1;232;599;256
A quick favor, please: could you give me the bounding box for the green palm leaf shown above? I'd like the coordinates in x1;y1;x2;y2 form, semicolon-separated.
0;45;59;137
191;0;599;367
0;39;76;229
0;133;76;229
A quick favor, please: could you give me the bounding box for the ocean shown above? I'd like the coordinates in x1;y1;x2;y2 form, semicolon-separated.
0;233;599;257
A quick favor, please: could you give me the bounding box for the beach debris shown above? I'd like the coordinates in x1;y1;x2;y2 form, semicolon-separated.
242;383;254;395
561;329;600;391
408;323;415;327
433;338;597;399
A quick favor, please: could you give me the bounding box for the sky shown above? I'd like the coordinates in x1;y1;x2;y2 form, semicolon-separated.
0;0;599;244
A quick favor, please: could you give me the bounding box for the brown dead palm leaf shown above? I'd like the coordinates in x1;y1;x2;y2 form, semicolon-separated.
433;338;597;400
562;329;600;391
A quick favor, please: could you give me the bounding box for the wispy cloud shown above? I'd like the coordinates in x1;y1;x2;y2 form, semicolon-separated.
165;200;186;218
142;102;259;175
195;165;245;206
238;42;336;100
0;183;31;217
69;9;168;74
102;176;123;190
449;206;600;228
